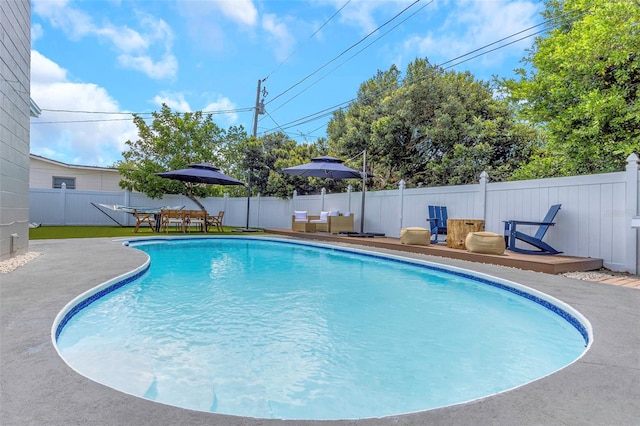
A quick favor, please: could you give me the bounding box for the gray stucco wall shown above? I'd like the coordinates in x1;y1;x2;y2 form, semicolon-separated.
1;0;31;260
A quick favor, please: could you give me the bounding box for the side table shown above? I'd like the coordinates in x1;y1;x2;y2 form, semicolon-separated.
446;219;485;249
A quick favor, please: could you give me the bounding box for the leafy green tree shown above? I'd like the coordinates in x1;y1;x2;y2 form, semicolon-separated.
504;0;640;178
328;59;538;188
116;104;247;207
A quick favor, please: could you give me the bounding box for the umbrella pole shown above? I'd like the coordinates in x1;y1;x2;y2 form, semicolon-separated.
246;172;251;229
360;150;366;235
351;149;384;238
233;170;259;232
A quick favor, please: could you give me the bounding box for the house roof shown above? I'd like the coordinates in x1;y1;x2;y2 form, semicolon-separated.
29;98;41;117
30;153;118;172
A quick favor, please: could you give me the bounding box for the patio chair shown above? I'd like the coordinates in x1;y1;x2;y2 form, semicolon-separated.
184;210;207;232
207;211;225;232
292;210;315;232
328;212;354;234
503;204;562;255
427;205;448;243
309;211;332;232
160;209;185;233
133;209;156;233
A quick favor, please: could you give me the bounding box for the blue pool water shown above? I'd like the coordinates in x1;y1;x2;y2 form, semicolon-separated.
54;238;589;420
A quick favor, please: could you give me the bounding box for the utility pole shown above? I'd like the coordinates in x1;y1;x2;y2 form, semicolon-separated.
252;79;264;138
240;79;266;231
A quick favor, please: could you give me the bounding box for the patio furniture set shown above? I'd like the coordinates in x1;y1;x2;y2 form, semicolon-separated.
291;210;355;234
399;204;562;256
134;209;225;233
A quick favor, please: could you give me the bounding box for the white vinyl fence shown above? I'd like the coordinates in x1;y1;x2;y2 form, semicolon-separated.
30;154;640;273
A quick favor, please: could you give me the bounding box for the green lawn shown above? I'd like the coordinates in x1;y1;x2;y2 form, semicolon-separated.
29;225;262;240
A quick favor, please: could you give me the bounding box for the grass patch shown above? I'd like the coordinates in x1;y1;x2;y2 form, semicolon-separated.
29;226;262;240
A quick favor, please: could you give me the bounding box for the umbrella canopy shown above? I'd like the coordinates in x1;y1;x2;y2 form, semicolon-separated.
156;164;245;186
281;153;381;237
281;156;364;179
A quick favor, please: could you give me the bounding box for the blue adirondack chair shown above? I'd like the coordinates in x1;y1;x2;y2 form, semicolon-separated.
503;204;562;255
427;205;448;243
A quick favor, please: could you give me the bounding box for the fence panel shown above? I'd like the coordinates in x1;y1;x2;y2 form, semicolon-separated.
28;159;640;272
485;172;630;270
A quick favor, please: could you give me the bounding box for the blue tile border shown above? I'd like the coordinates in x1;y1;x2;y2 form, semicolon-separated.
54;262;150;341
56;237;589;346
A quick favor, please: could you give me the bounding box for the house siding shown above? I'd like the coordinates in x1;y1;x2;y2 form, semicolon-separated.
1;0;31;260
30;156;122;191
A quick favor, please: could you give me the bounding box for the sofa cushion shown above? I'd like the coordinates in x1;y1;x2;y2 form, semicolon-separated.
293;210;308;221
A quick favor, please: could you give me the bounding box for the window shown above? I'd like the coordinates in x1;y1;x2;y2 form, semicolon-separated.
52;176;76;189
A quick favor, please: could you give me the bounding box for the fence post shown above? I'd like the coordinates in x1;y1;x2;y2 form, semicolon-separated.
292;190;298;212
124;189;132;226
347;185;352;214
60;183;67;225
479;171;488;221
398;180;405;231
223;193;229;226
321;187;326;211
625;153;639;274
257;193;261;228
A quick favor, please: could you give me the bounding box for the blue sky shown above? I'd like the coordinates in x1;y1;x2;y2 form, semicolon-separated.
30;0;543;167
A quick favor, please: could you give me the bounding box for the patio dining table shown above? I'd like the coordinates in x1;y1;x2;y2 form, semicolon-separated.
101;205;185;233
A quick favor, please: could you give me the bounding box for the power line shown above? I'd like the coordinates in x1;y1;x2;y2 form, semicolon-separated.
30;3;589;130
38;106;254;115
266;0;434;117
263;0;352;81
31;106;255;124
32;117;137;124
265;0;423;106
261;5;590;137
31;0;421;127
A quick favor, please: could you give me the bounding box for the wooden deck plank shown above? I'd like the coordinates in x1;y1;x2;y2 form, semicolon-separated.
265;229;603;274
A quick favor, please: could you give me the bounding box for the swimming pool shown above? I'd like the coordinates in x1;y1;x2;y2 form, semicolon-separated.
53;237;591;420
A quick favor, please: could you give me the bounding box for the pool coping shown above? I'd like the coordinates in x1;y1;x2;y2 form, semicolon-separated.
1;236;639;425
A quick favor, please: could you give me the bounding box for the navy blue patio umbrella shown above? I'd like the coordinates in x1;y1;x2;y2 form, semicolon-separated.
281;153;382;237
156;163;245;215
156;164;245;186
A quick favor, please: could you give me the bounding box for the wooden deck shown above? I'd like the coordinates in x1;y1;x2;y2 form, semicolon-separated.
265;229;603;275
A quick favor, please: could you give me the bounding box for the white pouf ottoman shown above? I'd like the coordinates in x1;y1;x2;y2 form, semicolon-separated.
400;227;431;246
465;231;505;255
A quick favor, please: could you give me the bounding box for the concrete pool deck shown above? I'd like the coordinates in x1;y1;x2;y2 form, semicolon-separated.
1;236;639;425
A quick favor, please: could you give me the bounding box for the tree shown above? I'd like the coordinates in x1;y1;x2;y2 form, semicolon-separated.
327;59;538;188
116;104;247;207
504;0;640;178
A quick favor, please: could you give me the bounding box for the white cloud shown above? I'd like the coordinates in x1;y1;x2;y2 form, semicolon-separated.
32;0;96;40
118;53;178;80
401;0;540;71
335;1;379;34
151;92;239;127
31;0;177;80
262;14;295;62
31;50;67;83
203;96;239;126
96;24;149;53
319;0;411;34
216;0;258;26
152;92;192;112
31;23;44;42
176;0;258;53
30;50;137;167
